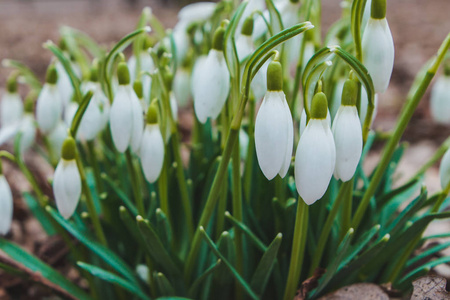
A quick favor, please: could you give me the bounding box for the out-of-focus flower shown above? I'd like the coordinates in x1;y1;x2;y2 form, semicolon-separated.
440;147;450;190
0;172;13;235
430;72;450;125
1;77;23;128
36;65;62;134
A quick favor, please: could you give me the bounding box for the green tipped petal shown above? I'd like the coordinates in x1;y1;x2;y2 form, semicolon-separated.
311;92;328;119
61;137;76;160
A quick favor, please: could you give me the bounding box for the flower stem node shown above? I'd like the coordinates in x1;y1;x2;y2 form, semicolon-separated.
61;137;77;161
46;65;58;84
146;105;158;124
311;92;328;119
267;61;283;91
341;79;358;106
118;62;131;85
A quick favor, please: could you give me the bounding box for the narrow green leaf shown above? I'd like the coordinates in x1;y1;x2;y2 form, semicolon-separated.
225;211;267;252
0;238;91;300
407;240;450;267
119;206;146;248
23;193;56;235
250;233;282;297
136;216;181;276
200;227;259;300
102;173;138;216
2;59;42;90
46;206;139;285
60;26;104;58
77;262;149;300
399;256;450;287
188;260;222;297
154;272;176;296
70;90;93;137
339;224;380;269
377;178;421;209
156;208;172;248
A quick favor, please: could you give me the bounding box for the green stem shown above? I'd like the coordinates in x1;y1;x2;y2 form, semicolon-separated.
87;141;104;195
283;199;309;300
341;178;354;239
125;149;145;216
243;97;255;203
232;142;244;300
157;154;169;219
352;33;450;230
75;150;108;246
308;181;350;276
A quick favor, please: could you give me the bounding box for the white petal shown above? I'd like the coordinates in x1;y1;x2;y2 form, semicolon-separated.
192;50;230;123
48;122;68;160
19;114;36;153
53;159;81;219
191;55;208;123
130;87;144;153
173;24;190;63
251;60;269;100
0;175;13;235
173;68;191;107
252;9;270;40
440;148;450;190
299;109;307;136
332;106;362;181
140;125;165;183
430;76;450;125
362;18;395;93
56;61;74;107
236;35;254;62
128;55;137;82
239;129;249;160
278;97;294;177
1;92;23;127
36;84;62;134
178;2;216;24
170;92;179;122
295;119;336;205
330;78;345;120
110;86;133;152
0;123;20;146
255;91;290;180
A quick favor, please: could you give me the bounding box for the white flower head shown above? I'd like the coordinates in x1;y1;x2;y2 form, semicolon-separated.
48;121;68;162
55;60;74;108
255;61;294;180
53;137;81;219
1;77;23;128
109;63;144;153
236;16;255;62
362;0;394;93
295;92;336;205
140;106;165;183
36;66;62;134
192;26;230;123
0;174;13;235
19;114;36;154
173;67;191;107
332;79;363;182
430;74;450;125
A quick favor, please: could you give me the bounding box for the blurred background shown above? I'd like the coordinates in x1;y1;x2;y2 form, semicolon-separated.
0;0;450;297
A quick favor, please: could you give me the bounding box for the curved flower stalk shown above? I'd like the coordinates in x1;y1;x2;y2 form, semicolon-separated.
139;106;165;183
192;26;230;123
36;65;63;134
53;137;81;219
78;68;110;141
332;79;363;182
430;71;450;125
109;62;144;153
1;76;23;128
173;66;191;107
295;92;336;205
173;1;217;63
255;61;294;180
0;169;13;235
362;0;394;93
440;147;450;190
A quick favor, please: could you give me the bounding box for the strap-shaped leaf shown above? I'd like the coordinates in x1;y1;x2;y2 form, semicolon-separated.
46;206;139;285
23;193;56;235
102;173;138;216
2;59;42;90
154;272;176;296
200;227;258;300
0;238;91;300
136;216;181;276
339;224;380;269
78;262;149;300
225;211;267;252
250;233;282;297
188;260;221;297
69;90;93;137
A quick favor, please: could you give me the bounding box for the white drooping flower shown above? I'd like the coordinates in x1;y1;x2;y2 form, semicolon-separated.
53;137;81;219
430;75;450;125
295;92;336;205
173;67;191;107
110;63;144;153
362;0;394;93
332;79;363;182
299;107;331;136
1;78;23;128
255;61;294;180
139;106;165;183
236;17;255;62
0;174;13;235
55;60;74;108
278;0;302;65
36;66;62;134
440;148;450;190
18;114;36;154
129;49;154;102
48;121;68;162
192;27;230;123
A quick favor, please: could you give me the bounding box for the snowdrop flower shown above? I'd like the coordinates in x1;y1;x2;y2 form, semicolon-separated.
362;0;394;93
129;46;154;102
173;66;191;107
78;68;110;140
255;61;294;180
55;60;74;108
64;102;78;128
1;77;23;128
430;69;450;125
48;121;67;162
140;106;165;183
332;79;363;182
278;0;301;65
53;137;81;219
440;147;450;190
0;170;13;235
110;62;144;153
299;106;331;136
236;17;255;62
192;26;230;123
36;65;62;134
295;92;336;205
